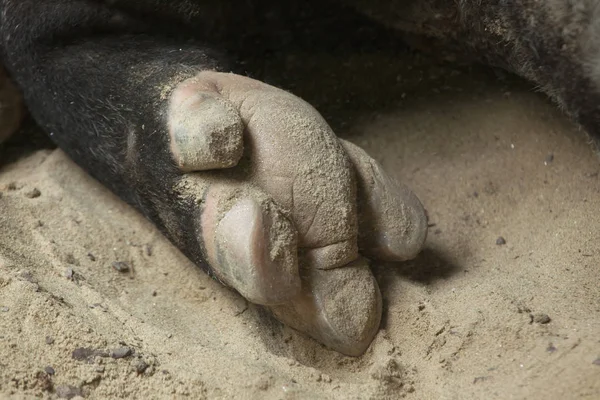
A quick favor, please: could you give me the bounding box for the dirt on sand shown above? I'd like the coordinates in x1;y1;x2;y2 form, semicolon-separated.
1;49;600;399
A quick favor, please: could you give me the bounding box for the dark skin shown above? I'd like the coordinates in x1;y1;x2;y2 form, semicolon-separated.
0;0;598;355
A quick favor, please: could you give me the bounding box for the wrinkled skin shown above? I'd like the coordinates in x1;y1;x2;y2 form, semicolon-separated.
0;0;598;355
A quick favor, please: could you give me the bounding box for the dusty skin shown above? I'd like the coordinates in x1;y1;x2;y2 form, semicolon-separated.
1;51;600;399
168;71;427;355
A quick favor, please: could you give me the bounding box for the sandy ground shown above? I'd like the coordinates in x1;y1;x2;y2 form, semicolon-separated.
1;50;600;399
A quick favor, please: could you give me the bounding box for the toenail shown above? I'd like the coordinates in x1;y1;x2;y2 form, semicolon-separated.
214;197;300;305
169;91;244;172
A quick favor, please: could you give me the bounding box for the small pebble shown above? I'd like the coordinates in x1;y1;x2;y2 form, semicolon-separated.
110;346;132;359
152;290;157;297
112;261;130;273
544;153;554;165
134;360;149;374
546;343;557;353
87;253;96;262
96;365;105;373
36;370;53;392
532;313;551;324
25;188;41;198
44;366;55;375
64;268;74;280
72;347;95;361
496;236;506;245
0;306;8;312
45;336;55;345
55;385;82;399
592;358;600;366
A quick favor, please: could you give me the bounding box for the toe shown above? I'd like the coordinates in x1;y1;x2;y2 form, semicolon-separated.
197;180;301;305
168;83;244;172
340;140;428;262
270;257;382;356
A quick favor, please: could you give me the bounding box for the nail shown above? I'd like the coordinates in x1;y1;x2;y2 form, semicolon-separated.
214;197;300;305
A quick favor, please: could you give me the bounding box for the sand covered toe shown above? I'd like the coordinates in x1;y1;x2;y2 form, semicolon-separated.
342;140;428;261
270;258;382;356
194;181;301;306
168;86;244;172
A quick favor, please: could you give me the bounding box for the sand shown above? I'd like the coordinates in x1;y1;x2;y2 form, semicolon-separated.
1;50;600;399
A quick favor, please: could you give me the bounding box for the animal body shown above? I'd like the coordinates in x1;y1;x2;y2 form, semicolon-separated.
0;0;598;355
